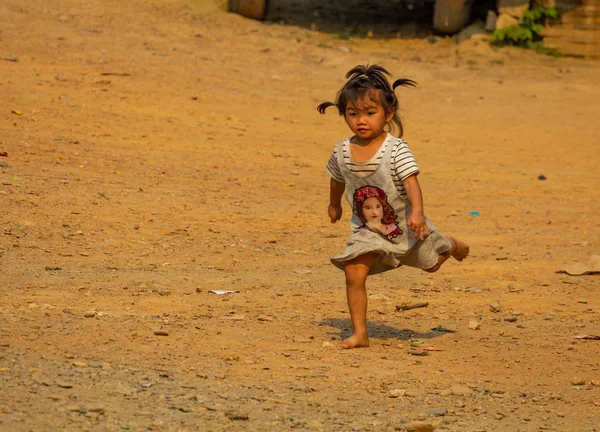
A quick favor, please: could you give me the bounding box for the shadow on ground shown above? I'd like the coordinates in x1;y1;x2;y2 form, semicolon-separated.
319;317;453;341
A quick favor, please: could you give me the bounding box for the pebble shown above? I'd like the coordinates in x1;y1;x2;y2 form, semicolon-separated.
0;405;11;414
83;311;96;318
408;349;428;356
424;407;447;417
73;361;88;368
57;381;74;389
257;314;274;322
571;377;586;385
503;316;517;322
451;386;473;396
468;320;481;330
402;421;437;432
489;302;501;313
389;389;406;398
153;330;169;336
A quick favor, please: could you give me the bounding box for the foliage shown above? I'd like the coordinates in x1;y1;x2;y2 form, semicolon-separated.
492;6;559;52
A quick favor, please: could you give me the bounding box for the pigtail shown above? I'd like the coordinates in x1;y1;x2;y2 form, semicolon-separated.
317;101;336;114
392;78;417;90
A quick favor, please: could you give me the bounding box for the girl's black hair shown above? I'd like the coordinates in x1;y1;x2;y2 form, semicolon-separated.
317;64;416;137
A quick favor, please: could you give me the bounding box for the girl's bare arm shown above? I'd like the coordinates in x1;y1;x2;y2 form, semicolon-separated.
402;174;430;240
329;178;345;223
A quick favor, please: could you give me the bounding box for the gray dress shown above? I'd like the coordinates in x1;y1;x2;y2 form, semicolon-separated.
331;137;451;275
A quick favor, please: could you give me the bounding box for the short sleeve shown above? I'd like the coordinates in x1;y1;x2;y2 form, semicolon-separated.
391;139;419;182
326;146;344;182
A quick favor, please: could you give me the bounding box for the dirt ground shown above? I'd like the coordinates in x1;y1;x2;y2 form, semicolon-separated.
1;0;599;431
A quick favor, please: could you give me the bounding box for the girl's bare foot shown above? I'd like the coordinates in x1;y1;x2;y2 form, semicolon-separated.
340;334;370;349
447;236;469;261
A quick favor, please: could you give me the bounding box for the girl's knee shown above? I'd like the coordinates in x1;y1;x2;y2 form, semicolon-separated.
345;267;367;287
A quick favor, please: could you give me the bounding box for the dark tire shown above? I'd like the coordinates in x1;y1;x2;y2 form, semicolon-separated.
228;0;268;20
433;0;473;33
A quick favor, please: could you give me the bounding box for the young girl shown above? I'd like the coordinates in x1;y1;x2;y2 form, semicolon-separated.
319;64;469;349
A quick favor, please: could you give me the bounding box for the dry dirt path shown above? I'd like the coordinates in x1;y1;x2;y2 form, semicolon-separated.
1;1;599;431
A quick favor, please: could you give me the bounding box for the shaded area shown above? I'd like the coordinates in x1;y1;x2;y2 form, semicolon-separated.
265;0;437;38
319;317;452;341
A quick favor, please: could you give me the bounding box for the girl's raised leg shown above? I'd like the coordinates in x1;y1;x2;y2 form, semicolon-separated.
342;252;378;349
424;235;469;273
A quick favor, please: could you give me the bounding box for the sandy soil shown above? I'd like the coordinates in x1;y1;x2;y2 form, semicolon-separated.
1;1;599;431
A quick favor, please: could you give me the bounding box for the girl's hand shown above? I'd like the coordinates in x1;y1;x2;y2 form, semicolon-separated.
328;204;342;223
407;211;430;240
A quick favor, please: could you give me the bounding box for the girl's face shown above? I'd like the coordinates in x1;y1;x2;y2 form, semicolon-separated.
363;196;384;223
344;94;393;142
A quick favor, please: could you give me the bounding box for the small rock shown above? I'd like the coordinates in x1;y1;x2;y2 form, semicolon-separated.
402;421;437;432
87;407;105;414
451;386;473;396
222;354;239;361
72;361;88;368
489;302;501;313
389;389;406;398
83;311;96;318
57;381;74;389
571;377;586;385
503;316;517;322
468;320;481;330
408;349;428;356
221;314;245;320
153;330;169;336
404;390;420;397
424;407;447;417
322;341;335;348
0;405;11;414
257;314;274;322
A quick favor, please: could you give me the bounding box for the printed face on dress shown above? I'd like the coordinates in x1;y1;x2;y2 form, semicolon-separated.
362;196;384;224
344;92;394;142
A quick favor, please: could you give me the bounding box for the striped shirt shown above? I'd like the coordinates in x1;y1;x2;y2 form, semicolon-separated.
326;135;419;199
